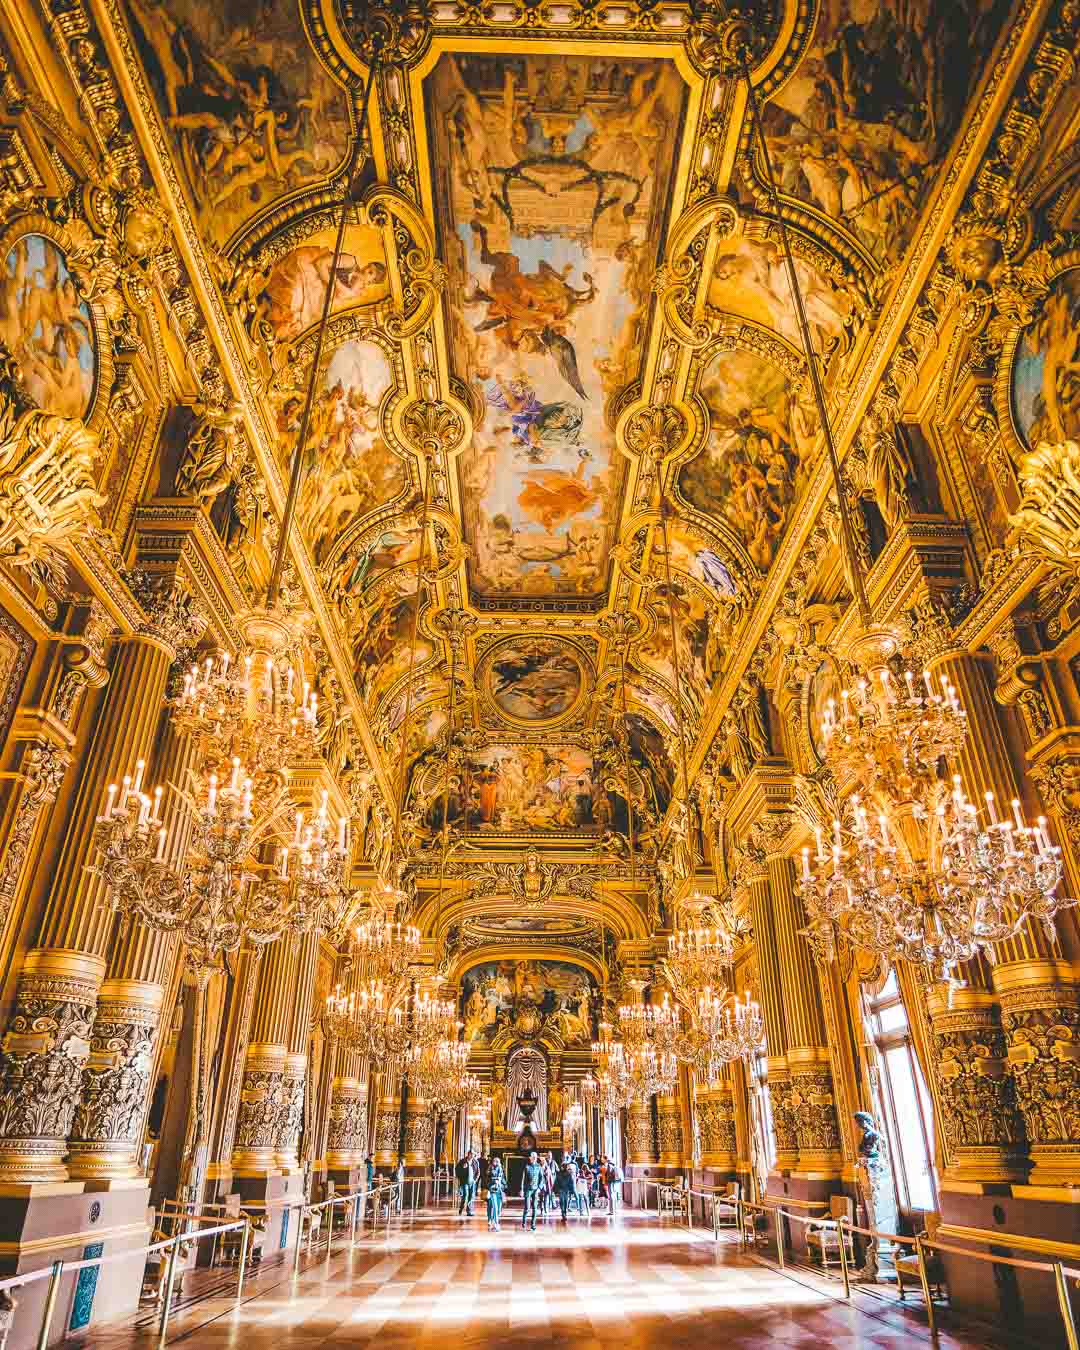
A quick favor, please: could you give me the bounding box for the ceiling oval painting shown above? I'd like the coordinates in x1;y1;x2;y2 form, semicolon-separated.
124;0;349;246
479;636;587;725
2;235;96;418
425;54;687;604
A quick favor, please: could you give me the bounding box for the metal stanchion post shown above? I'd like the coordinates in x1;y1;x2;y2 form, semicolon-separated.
915;1236;937;1340
736;1197;744;1250
292;1207;304;1277
158;1239;181;1349
35;1261;64;1350
837;1218;851;1299
350;1195;359;1246
775;1209;786;1270
236;1222;250;1302
1055;1263;1079;1350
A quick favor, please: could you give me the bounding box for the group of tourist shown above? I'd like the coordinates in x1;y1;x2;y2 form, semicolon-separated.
455;1148;624;1232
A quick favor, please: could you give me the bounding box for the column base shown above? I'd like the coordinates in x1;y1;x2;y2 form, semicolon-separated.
230;1170;305;1256
0;1183;151;1350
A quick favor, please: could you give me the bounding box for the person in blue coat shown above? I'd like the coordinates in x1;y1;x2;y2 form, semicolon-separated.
486;1156;506;1231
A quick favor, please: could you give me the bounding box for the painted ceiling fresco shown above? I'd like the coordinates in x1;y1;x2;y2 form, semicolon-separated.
427;54;686;604
757;0;1005;263
98;0;1006;867
461;960;595;1046
125;0;350;246
1;236;95;418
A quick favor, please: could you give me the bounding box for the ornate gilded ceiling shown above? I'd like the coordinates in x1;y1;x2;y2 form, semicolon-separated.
13;0;1025;900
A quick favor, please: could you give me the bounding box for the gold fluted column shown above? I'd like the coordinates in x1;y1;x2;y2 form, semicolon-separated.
372;1073;402;1167
625;1099;657;1168
766;853;843;1179
742;867;797;1175
931;650;1055;966
656;1091;685;1170
232;936;297;1175
0;629;178;1182
994;958;1080;1187
928;648;1064;1191
926;985;1026;1184
273;931;321;1171
402;1088;433;1169
326;955;368;1180
67;709;195;1181
696;1067;737;1175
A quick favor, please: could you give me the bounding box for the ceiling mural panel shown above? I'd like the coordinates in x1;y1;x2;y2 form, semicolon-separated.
259;225;389;342
677;347;800;571
478;635;588;725
124;0;350;246
1010;267;1080;452
426;53;687;605
757;0;1006;264
461;958;596;1046
1;234;96;419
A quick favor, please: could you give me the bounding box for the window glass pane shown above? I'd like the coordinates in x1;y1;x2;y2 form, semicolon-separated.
876;1000;909;1034
875;970;900;1003
884;1045;936;1210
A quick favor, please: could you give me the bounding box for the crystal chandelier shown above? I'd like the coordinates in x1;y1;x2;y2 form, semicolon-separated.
172;634;318;785
728;40;1077;982
678;988;764;1082
93;756;299;974
283;789;354;938
662;892;737;1005
799;774;1069;982
615;981;679;1098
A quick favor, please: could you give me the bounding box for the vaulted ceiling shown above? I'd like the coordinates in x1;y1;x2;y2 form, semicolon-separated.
92;0;1007;894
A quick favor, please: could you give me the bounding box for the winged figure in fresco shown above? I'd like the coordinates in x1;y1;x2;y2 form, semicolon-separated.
467;223;593;398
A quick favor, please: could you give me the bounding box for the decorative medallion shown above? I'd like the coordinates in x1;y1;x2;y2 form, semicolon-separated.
479;636;588;727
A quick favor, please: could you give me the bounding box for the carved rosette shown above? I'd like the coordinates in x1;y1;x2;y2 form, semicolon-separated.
697;1088;737;1168
68;979;164;1179
928;989;1026;1182
656;1097;685;1165
403;1096;434;1167
996;962;1080;1184
232;1044;288;1173
625;1101;657;1165
326;1077;367;1169
372;1098;401;1165
0;950;105;1182
788;1061;843;1170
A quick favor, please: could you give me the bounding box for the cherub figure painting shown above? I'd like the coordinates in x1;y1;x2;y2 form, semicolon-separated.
429;53;686;600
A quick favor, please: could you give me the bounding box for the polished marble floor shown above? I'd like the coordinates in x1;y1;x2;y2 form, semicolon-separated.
92;1202;1025;1350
